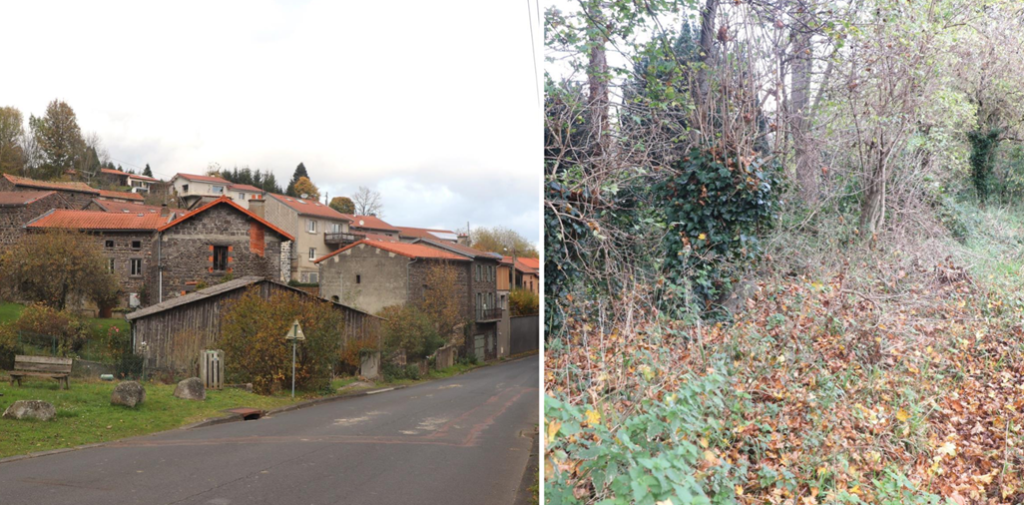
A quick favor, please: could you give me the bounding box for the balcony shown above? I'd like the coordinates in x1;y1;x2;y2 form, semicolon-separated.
324;232;365;247
476;307;502;322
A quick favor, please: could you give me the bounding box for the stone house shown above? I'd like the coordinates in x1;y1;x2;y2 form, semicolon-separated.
258;193;353;284
25;209;172;307
152;196;293;303
23;196;291;309
315;240;470;316
0;191;75;246
412;239;503;361
0;174;99;209
98;168;131;188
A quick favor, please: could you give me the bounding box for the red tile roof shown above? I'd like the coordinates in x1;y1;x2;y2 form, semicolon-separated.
396;226;458;241
97;189;144;202
3;174;99;194
363;233;399;242
173;173;231;184
91;199;174;216
131;173;159;182
501;256;539;273
158;196;294;241
315;239;469;263
228;183;264;193
340;214;399;232
267;193;349;221
0;191;57;207
417;239;500;260
100;168;130;177
27;210;168;231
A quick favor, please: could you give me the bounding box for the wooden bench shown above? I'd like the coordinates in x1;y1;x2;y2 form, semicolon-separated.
8;355;73;390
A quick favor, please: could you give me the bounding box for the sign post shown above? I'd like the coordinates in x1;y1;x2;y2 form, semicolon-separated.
284;319;305;399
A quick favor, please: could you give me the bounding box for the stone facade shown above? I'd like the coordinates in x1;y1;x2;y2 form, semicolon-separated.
317;243;412;314
0;192;73;247
155;204;285;303
97;231;158;306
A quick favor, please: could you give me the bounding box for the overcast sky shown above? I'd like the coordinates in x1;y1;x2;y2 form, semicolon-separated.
4;0;542;245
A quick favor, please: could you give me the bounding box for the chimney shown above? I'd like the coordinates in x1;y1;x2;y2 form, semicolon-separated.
457;233;470;246
160;203;169;217
249;198;265;218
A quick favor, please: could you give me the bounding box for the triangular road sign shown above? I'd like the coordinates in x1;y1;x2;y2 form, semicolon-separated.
285;319;306;341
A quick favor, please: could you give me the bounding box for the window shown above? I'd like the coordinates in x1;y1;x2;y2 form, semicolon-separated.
213;246;228;271
309;247;317;260
308;273;318;284
475;264;481;281
131;240;141;250
130;259;142;276
105;240;114;249
356;274;361;284
238;192;245;201
331;223;342;233
212;185;224;194
182;184;189;193
307;220;317;233
108;258;115;273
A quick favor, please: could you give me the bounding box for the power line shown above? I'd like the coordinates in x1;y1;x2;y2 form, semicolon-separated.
527;0;540;108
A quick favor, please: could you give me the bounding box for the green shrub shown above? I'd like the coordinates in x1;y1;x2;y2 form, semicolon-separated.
404;363;420;381
15;304;89;355
377;305;444;361
509;288;539;316
0;323;16;370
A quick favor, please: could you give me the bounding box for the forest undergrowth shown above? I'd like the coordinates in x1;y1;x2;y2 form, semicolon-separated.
545;205;1024;505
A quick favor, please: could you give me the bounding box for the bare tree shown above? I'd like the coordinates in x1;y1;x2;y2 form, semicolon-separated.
352;186;383;216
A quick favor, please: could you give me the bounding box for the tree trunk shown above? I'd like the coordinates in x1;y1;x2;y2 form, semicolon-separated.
694;0;720;106
790;6;818;204
859;147;887;236
585;0;609;159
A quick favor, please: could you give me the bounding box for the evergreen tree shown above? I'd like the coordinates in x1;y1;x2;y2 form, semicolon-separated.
143;164;153;177
286;162;309;196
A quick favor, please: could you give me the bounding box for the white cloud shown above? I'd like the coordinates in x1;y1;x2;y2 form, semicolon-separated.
5;0;541;241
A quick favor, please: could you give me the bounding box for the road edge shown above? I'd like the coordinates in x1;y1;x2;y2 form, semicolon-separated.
513;425;540;505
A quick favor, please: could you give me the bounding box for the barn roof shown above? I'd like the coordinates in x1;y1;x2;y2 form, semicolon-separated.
314;239;470;263
0;191;57;207
126;276;377;321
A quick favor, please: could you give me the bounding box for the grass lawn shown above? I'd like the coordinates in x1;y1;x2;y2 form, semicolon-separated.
0;302;24;324
0;378;301;459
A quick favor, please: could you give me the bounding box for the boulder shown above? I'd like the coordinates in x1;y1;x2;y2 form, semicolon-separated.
174;377;206;401
2;400;56;421
111;381;146;408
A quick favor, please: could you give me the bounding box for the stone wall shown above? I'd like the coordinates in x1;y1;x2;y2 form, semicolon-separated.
156;204;283;302
407;259;473;320
0;193;72;247
317;244;409;314
96;231;158;306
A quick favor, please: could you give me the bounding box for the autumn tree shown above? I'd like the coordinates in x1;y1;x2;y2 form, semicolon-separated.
0;106;25;175
470;226;538;258
31;99;85;179
329;196;355;214
219;289;343;394
352;186;383;216
419;261;466;342
293;176;320;199
0;229;119;311
285;162;310;197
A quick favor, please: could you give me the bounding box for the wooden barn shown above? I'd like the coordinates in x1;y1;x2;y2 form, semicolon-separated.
125;276;382;371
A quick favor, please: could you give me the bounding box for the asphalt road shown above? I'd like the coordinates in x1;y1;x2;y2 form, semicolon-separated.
0;356;539;505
